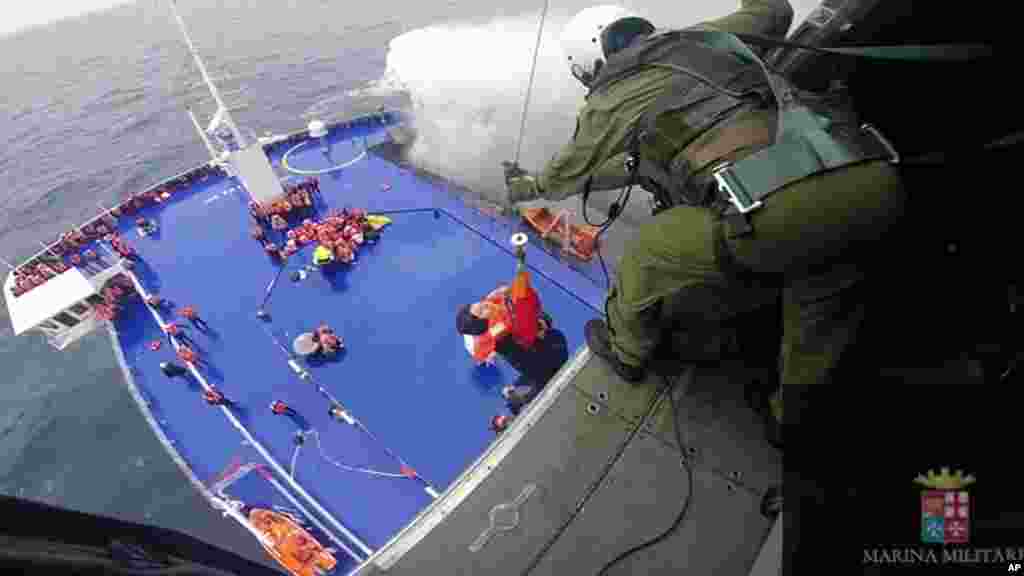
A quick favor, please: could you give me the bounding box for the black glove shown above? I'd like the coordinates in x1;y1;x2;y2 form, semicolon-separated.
502;161;540;204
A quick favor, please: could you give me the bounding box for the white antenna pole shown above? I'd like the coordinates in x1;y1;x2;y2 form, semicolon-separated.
167;0;247;148
187;106;220;162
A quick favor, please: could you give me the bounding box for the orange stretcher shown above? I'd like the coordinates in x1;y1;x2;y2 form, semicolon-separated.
249;508;337;576
519;207;599;261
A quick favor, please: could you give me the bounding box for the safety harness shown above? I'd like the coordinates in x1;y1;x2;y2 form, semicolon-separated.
586;29;990;238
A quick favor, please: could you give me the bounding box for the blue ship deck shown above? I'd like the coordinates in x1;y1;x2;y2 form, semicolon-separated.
106;116;610;572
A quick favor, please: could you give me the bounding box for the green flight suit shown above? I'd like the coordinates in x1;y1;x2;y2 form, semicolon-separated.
534;0;907;387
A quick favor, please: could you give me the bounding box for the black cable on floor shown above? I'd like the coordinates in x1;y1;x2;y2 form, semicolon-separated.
573;176;696;573
520;368;679;569
518;370;689;576
595;374;695;575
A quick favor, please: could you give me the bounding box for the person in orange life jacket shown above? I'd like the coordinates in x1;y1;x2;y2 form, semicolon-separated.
457;296;569;416
110;235;135;259
490;414;513;434
179;305;210;332
203;387;234;407
311;323;343;356
163;323;195;347
177;345;202;366
271;401;304;426
320;332;342;356
458;285;516;365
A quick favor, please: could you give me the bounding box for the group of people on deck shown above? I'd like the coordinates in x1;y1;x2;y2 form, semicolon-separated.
10;259;71;297
10;165;222;298
250;208;376;264
154;286;561;435
311;323;343;357
10;216;116;297
91;274;135;322
249;178;320;231
295;208;378;264
156;299;231;407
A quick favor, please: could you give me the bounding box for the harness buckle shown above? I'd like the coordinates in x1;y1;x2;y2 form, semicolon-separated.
713;162;762;215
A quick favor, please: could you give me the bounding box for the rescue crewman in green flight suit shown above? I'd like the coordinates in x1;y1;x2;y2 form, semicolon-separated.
504;1;908;427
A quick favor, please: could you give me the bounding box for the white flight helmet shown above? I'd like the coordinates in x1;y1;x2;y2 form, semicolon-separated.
560;5;655;88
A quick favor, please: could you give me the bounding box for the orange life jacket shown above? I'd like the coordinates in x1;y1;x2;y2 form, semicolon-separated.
467;294;512;364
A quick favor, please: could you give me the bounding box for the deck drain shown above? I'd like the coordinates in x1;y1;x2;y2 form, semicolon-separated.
597;391;609;402
586;403;601;415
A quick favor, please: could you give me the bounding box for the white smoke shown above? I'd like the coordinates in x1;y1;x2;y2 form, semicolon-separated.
369;0;823;203
367;12;582;202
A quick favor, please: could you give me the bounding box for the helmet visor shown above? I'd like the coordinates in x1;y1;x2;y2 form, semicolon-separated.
600;17;655;58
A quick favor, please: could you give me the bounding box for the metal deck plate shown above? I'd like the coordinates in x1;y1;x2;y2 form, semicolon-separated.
356;356;777;575
573;360;782;494
354;375;634;574
528;432;772;576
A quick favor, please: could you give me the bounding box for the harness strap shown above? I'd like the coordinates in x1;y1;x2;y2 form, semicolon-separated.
676;32;902;229
731;32;994;64
625;30;916;223
713;118;896;213
630;99;765;209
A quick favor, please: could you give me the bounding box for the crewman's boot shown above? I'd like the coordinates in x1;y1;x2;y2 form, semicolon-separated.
585;319;646;383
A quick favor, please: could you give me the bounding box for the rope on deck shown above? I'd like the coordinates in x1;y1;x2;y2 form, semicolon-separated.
291;430;408;480
119;266;375;561
307;374;440;499
262;324;441;500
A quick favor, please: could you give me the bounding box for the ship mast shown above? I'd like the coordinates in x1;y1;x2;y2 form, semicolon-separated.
187;106;220;163
167;0;247;149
